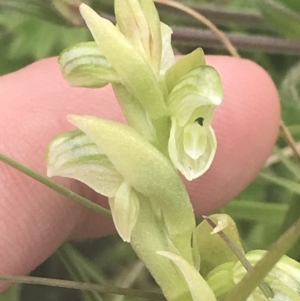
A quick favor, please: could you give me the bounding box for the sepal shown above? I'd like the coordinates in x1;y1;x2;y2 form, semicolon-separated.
59;42;120;88
46;130;123;197
167;66;223;125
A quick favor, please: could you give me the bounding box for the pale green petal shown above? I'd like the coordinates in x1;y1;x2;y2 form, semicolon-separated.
169;118;217;181
157;251;216;301
59;42;120;87
109;182;140;242
183;122;207;160
79;4;167;119
160;22;174;75
47;130;123;197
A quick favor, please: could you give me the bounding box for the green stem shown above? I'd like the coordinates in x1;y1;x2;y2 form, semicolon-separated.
131;195;193;301
0;275;164;300
0;152;111;217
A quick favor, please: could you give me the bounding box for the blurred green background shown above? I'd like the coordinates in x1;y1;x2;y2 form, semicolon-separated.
0;0;300;300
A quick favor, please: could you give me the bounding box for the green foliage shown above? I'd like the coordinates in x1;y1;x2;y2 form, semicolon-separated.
0;12;90;75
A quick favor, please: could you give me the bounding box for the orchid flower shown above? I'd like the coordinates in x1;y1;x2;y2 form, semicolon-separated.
46;120;139;243
167;66;223;180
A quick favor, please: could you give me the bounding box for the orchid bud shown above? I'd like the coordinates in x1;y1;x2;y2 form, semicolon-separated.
114;0;162;75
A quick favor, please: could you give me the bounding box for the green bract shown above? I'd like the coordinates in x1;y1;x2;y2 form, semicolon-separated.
47;115;195;249
193;214;244;277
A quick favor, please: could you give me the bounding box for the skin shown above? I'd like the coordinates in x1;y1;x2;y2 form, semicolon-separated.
0;55;280;290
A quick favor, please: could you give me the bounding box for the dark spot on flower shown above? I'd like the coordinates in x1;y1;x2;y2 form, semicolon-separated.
195;117;204;126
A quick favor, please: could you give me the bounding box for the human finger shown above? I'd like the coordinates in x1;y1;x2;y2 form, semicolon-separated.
0;56;280;283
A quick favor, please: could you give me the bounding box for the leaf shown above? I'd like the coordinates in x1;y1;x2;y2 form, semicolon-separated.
276;0;300;13
224;200;287;224
260;172;300;196
281;60;300;107
272;146;300;181
258;0;300;39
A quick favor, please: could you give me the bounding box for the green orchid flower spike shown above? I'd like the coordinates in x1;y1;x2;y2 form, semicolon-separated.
46;1;300;301
46;1;226;301
57;1;222;180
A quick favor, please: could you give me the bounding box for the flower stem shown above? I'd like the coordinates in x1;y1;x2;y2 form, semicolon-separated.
280;119;300;163
0;274;164;300
0;152;111;217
